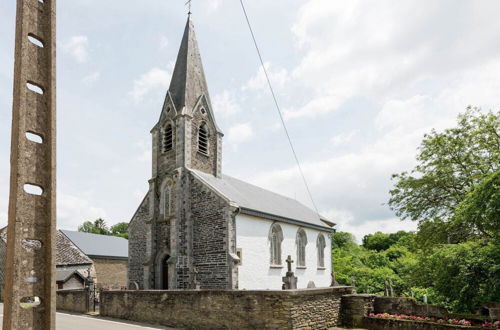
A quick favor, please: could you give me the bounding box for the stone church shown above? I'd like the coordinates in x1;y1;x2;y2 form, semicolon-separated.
128;17;335;291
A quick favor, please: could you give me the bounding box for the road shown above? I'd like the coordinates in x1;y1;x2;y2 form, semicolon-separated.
0;303;175;329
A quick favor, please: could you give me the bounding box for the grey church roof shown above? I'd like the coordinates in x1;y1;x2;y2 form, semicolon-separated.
60;230;128;259
191;170;335;232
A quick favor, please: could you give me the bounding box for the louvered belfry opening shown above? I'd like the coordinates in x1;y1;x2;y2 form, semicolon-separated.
198;124;208;154
163;124;173;152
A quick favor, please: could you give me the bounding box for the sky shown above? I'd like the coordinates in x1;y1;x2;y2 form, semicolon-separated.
1;0;500;241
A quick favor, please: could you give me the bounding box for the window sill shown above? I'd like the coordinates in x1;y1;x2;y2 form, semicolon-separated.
317;267;326;270
197;150;210;157
296;266;307;269
270;265;283;269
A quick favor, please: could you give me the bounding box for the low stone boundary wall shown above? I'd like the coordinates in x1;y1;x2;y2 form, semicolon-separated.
56;289;88;313
374;296;449;318
100;287;353;329
362;317;483;329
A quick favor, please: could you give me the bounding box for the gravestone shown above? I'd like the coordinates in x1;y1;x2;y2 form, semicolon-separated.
282;255;297;290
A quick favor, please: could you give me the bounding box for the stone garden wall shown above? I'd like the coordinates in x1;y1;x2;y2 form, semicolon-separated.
362;317;484;330
56;289;88;313
100;286;353;329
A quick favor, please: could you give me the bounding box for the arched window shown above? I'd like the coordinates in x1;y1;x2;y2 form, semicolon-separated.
269;223;283;266
317;234;326;268
296;229;308;267
198;123;209;155
163;124;173;152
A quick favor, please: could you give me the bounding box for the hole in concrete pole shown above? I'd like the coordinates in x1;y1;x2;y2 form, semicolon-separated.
26;132;44;143
23;184;43;196
21;239;42;251
26;82;44;95
20;296;41;309
27;34;44;48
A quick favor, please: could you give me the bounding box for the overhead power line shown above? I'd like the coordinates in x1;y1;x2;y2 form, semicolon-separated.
239;0;321;218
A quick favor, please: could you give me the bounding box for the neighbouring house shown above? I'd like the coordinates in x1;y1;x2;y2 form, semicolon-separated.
128;17;336;291
0;228;128;293
59;230;128;289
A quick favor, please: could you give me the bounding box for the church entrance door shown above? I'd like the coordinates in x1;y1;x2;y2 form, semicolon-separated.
162;255;170;290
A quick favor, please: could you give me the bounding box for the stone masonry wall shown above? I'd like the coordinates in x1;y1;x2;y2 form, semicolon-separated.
56;289;88;314
128;193;150;289
100;287;353;330
190;173;232;289
93;258;128;289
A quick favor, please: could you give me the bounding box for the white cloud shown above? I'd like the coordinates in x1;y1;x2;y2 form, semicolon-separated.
227;123;254;146
130;67;171;103
58;192;107;230
63;36;89;63
243;62;290;92
285;0;500;119
82;71;100;84
213;90;241;116
330;129;359;147
159;36;169;50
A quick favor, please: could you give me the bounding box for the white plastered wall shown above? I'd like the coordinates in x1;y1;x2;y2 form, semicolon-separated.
236;213;332;290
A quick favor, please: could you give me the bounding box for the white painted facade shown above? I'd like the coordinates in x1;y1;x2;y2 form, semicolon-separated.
236;213;332;290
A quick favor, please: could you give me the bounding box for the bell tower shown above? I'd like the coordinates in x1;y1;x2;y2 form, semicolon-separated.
151;16;223;181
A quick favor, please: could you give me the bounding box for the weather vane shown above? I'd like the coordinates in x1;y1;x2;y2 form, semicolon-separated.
185;0;192;15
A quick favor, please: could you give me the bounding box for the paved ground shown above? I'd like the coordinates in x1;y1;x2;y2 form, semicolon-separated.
0;303;175;329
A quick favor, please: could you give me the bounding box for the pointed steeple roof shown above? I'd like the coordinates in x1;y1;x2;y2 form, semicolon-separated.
168;17;213;116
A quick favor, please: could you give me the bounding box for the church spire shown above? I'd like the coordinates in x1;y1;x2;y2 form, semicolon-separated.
168;16;213;115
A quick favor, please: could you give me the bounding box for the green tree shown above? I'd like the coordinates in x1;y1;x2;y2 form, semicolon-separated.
331;231;357;249
389;107;499;243
110;222;129;239
412;240;500;312
450;171;500;241
78;218;110;235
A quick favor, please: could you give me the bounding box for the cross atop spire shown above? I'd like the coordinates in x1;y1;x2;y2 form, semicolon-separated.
185;0;192;15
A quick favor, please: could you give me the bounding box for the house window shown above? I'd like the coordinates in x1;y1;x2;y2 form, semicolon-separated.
317;233;326;268
163;124;173;152
269;223;283;266
296;229;307;267
198;123;209;155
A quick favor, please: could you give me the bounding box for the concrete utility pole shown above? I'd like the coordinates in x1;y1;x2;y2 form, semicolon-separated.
3;0;56;329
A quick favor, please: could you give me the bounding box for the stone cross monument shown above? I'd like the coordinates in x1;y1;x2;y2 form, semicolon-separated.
282;255;298;290
3;0;57;329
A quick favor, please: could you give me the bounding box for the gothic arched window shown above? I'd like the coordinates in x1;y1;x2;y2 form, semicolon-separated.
198;123;209;155
269;223;283;266
163;124;173;153
317;233;326;268
296;229;308;267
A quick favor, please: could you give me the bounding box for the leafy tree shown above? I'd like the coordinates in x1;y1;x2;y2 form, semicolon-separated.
412;240;500;312
450;171;500;241
110;222;129;239
389;108;499;243
332;231;357;249
78;218;110;235
362;231;413;251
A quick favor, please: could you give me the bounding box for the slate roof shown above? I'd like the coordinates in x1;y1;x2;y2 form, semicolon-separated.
0;228;92;266
60;230;128;259
56;269;86;283
56;231;93;266
191;170;335;232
